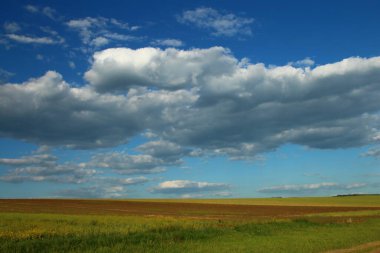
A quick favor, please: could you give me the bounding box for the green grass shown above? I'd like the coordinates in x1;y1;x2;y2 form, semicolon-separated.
1;212;380;253
132;195;380;207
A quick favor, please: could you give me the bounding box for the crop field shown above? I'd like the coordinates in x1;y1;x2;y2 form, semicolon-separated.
1;196;380;253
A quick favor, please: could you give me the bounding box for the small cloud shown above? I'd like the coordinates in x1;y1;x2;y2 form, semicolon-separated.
57;185;127;198
36;54;44;60
151;180;230;195
6;34;61;44
151;39;184;47
90;36;109;47
24;5;39;13
361;147;380;159
68;61;76;69
41;7;57;20
0;68;14;83
66;17;140;48
24;5;61;20
288;57;315;67
3;22;21;33
104;32;140;42
177;7;254;37
258;182;367;194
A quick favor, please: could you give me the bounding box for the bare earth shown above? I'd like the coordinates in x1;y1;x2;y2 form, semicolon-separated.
1;199;380;220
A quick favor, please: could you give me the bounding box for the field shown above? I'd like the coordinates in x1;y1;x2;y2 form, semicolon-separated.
1;196;380;253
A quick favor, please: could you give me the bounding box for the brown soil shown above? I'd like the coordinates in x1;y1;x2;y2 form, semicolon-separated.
1;199;380;219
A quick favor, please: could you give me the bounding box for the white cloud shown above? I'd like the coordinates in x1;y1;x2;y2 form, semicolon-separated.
178;7;254;37
0;153;96;184
1;47;380;162
151;39;184;47
57;185;127;198
288;57;315;67
24;5;61;20
362;147;380;158
0;68;14;83
41;7;57;20
104;32;139;41
68;61;76;69
85;47;237;92
66;17;140;48
24;5;39;13
90;151;177;174
90;36;109;47
3;22;21;33
6;34;61;44
136;140;189;163
258;182;367;194
151;180;230;195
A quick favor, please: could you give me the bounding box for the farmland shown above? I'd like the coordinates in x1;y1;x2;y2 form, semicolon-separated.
1;196;380;253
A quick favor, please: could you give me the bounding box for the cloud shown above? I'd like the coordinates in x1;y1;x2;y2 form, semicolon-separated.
68;61;76;69
0;150;154;185
66;17;139;48
1;47;380;162
0;68;14;83
151;39;184;47
24;5;39;13
0;153;96;184
258;182;367;194
362;147;380;158
90;152;170;174
150;180;230;195
288;57;315;67
6;34;62;44
136;140;190;164
0;71;194;148
3;22;21;33
24;5;61;20
85;47;237;92
57;185;126;198
177;7;254;37
90;36;109;47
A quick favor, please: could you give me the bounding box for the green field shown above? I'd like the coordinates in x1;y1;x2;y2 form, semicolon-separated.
1;196;380;253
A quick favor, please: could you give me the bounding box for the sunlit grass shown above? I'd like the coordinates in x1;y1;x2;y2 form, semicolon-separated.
1;212;380;253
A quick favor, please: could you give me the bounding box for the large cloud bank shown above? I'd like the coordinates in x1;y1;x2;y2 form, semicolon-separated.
1;47;380;160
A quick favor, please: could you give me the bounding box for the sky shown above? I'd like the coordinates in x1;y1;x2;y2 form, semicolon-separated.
0;0;380;199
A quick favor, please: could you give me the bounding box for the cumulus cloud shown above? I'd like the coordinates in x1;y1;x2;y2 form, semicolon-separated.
85;47;237;92
151;180;230;195
1;47;380;162
177;7;254;37
151;39;184;47
258;182;367;194
0;71;195;148
0;149;155;187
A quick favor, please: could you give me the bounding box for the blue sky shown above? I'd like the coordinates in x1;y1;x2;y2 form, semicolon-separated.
1;0;380;198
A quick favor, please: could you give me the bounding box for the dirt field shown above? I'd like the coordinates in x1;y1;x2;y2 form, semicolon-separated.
1;199;380;219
